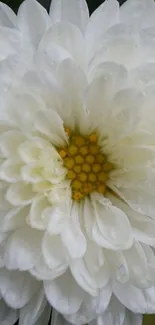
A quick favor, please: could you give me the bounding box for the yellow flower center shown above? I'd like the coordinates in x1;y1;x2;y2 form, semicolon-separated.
57;129;113;201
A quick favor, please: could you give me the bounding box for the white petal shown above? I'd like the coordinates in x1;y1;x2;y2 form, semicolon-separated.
110;187;155;218
0;159;22;183
19;137;59;164
57;54;87;94
104;250;129;284
31;70;63;114
108;192;155;246
44;270;83;314
86;0;119;59
93;222;120;251
0;28;22;61
56;59;89;133
131;63;155;90
65;283;112;325
33;304;51;325
107;88;144;142
89;27;143;69
17;0;50;47
42;233;67;270
89;61;128;86
83;197;94;240
57;58;87;124
141;286;155;313
9;93;46;133
70;259;98;296
84;240;104;275
110;143;155;169
0;50;32;98
40;23;85;69
45;205;68;235
123;310;142;325
0;2;17;28
4;227;43;271
131;214;155;246
0;182;29;232
49;0;89;34
84;248;110;288
90;283;112;314
120;0;154;28
6;182;35;206
37;41;72;73
123;242;150;289
21;164;44;184
28;196;50;230
61;203;87;259
0;268;39;309
51;310;70;325
0;181;8;207
34;109;67;147
0;130;25;158
90;295;125;325
0;206;28;232
0;233;8;268
48;183;71;206
18;141;41;164
91;194;133;250
85;75;114;130
108;166;155;192
0;298;19;325
84;240;110;289
0;124;10;136
140;30;155;65
142;245;155;283
19;288;48;325
114;283;155;313
63;301;95;325
30;254;67;281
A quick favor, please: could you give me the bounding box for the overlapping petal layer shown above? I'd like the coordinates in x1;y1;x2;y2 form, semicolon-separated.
0;0;155;324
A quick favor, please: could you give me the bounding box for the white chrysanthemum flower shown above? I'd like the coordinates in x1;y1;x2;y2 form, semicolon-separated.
1;0;155;324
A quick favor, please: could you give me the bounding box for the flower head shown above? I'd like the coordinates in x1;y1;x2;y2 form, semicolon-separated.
0;0;155;324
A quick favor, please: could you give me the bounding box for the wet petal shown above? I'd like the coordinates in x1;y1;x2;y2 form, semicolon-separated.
18;0;50;47
109;192;155;246
86;0;119;58
42;23;85;69
49;0;89;34
104;250;129;284
91;193;133;250
28;196;50;230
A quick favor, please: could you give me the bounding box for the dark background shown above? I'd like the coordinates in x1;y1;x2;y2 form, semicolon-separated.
1;0;126;14
0;0;152;324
